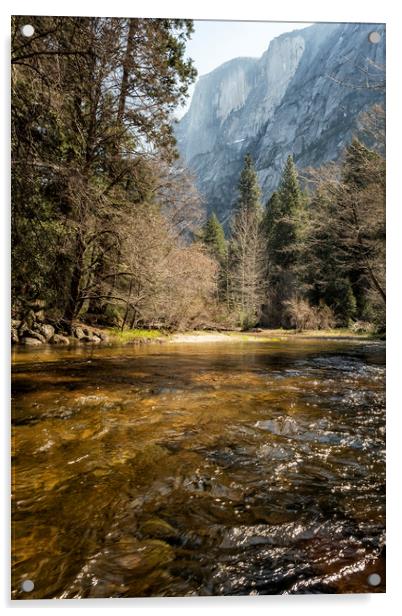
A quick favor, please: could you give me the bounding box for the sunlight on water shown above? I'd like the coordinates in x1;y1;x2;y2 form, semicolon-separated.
11;339;385;597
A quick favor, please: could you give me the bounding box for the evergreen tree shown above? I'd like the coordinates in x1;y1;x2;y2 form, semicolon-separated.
275;154;303;266
202;212;227;262
300;138;385;329
302;192;357;325
236;153;263;216
229;154;266;328
263;155;305;326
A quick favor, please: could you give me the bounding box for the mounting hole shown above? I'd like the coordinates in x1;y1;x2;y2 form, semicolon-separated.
21;579;34;592
367;573;381;587
21;24;35;38
368;31;381;44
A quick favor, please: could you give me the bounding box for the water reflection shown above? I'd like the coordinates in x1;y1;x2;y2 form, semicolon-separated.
11;339;385;597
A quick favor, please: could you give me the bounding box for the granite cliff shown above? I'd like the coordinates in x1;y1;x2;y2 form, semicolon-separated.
176;22;385;223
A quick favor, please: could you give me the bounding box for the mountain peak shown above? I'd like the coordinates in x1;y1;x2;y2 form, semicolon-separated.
176;22;385;224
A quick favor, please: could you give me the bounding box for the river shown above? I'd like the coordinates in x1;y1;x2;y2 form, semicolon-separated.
11;338;385;598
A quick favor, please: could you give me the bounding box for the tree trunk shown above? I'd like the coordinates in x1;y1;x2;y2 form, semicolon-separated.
117;19;136;124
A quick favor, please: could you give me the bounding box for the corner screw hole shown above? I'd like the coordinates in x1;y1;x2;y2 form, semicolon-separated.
368;31;381;44
21;24;35;38
21;579;34;592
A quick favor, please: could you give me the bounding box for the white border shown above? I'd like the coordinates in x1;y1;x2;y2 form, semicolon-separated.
2;1;401;614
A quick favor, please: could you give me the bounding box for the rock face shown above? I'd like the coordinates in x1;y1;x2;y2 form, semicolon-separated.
176;22;385;224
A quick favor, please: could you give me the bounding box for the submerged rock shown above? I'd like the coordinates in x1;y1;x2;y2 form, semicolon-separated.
112;536;175;573
140;518;178;540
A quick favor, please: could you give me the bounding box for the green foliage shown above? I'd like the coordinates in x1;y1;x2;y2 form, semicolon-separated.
235;153;263;217
202;213;227;261
299;135;385;330
229;154;266;328
263;155;305;327
265;155;303;268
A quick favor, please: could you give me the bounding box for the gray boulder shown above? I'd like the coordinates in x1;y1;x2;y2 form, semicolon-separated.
21;329;46;343
22;337;43;346
51;334;70;345
81;334;101;343
34;323;55;341
73;326;86;340
39;323;54;342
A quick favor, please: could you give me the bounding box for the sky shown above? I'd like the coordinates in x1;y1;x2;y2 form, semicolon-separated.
177;20;313;117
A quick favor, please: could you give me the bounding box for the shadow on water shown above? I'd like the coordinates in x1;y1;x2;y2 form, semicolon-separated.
11;339;385;598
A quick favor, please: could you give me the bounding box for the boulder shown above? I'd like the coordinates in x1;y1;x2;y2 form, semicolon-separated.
51;334;70;345
11;328;19;344
81;334;100;344
34;323;55;341
25;309;36;328
22;337;43;346
21;329;46;343
73;326;86;340
18;322;29;336
34;309;46;322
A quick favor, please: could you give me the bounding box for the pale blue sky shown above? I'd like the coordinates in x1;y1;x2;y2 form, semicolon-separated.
177;20;313;117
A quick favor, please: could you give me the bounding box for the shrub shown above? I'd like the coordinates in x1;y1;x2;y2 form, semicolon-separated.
284;297;336;331
350;320;376;335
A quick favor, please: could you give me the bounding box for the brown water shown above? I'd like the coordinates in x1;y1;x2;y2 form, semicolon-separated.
11;339;385;598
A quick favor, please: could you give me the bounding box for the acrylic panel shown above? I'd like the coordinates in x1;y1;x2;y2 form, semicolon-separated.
11;15;385;599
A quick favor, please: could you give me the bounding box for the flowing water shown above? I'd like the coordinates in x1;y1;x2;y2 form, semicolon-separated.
11;338;385;598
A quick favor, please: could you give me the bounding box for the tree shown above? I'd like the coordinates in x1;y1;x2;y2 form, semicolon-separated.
11;16;197;326
229;154;266;328
202;213;227;262
302;138;385;328
236;153;263;215
299;190;358;325
263;155;305;326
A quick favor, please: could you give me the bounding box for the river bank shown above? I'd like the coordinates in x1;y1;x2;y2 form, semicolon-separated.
11;318;382;349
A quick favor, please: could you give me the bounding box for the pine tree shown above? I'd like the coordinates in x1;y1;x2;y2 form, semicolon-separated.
263;155;304;326
275;154;303;266
301;191;357;326
229;154;266;328
236;153;263;216
202;213;227;262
